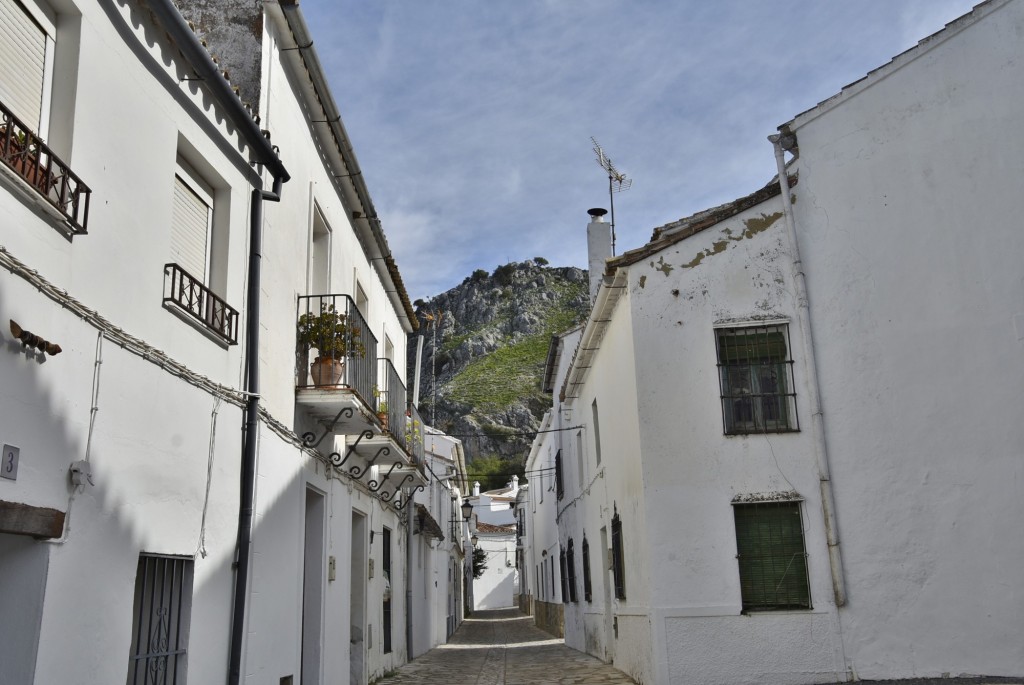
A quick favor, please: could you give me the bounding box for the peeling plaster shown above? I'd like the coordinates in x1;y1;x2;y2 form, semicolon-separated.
679;212;784;271
638;275;647;289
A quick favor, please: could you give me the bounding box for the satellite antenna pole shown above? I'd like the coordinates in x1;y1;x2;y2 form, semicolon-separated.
591;137;632;255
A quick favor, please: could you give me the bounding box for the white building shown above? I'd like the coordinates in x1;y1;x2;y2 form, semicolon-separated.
465;479;519;610
409;427;470;657
0;1;426;684
529;1;1024;683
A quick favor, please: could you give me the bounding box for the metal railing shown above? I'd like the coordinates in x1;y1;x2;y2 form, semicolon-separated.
296;294;377;404
378;358;408;447
163;263;239;344
0;100;91;234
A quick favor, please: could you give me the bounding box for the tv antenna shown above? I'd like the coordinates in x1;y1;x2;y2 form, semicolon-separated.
591;137;632;255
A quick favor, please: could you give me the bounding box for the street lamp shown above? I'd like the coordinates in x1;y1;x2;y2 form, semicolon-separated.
470;533;479;547
461;498;473;520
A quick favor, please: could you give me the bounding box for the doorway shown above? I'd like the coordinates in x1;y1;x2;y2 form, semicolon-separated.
302;488;325;685
350;511;367;685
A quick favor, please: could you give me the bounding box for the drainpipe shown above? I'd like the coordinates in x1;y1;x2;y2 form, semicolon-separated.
229;176;286;685
405;491;415;660
768;133;847;608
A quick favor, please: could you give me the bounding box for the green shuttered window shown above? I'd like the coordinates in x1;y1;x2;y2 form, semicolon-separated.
733;501;810;611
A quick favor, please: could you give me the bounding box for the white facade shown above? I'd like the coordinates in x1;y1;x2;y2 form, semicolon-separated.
465;479;519;610
0;2;424;684
409;428;469;657
531;2;1024;684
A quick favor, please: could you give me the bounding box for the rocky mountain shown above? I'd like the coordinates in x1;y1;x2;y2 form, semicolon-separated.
408;260;590;463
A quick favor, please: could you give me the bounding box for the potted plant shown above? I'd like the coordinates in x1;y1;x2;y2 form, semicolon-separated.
372;385;389;429
1;125;52;195
297;304;366;387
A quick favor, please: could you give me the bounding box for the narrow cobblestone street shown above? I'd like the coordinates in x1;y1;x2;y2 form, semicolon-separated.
374;608;637;684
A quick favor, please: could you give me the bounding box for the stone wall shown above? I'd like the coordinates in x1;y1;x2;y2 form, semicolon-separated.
533;600;564;638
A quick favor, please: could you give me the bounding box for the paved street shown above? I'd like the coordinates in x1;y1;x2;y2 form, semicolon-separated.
375;608;637;684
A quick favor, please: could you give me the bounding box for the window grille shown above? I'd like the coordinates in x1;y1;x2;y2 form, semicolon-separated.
559;548;569;605
611;509;625;600
715;324;798;434
566;538;578;603
732;501;811;611
582;537;593;602
127;554;193;685
554;449;564;500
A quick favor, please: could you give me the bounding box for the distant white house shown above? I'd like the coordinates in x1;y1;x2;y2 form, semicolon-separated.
465;479;519;610
525;1;1024;683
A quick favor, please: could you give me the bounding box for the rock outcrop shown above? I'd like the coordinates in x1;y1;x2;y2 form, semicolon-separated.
408;260;589;461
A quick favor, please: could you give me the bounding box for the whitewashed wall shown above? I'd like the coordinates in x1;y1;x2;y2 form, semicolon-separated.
623;194;844;685
473;530;518;610
787;0;1024;678
0;2;415;684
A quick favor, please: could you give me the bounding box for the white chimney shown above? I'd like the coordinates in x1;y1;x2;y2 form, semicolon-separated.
473;481;480;496
587;208;611;303
511;475;519;494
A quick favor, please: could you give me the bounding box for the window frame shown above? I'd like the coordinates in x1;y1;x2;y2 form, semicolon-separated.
732;499;811;612
554;449;564;500
171;159;214;285
566;538;578;603
581;536;593;602
611;508;625;601
715;323;799;435
0;0;56;137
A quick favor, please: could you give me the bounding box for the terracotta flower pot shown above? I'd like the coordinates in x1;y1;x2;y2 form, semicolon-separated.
310;357;345;387
377;411;389;430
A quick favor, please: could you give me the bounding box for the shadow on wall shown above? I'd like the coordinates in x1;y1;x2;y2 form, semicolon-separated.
475;570;517;610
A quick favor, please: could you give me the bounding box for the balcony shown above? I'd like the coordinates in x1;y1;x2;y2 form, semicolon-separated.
163;263;239;345
334;363;422;472
295;294;378;435
0;100;91;234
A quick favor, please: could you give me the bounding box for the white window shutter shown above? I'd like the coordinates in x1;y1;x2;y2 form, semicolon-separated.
171;174;211;283
0;0;47;131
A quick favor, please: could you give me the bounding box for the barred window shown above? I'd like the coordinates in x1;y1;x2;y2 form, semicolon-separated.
559;548;569;605
733;501;811;611
582;537;593;602
611;509;625;601
555;449;564;500
566;538;578;603
715;324;798;434
127;554;193;685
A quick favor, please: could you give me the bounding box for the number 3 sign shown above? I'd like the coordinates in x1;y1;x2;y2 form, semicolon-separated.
2;444;19;481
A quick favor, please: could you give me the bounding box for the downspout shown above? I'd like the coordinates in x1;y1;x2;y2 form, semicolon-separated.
228;176;285;685
405;491;415;660
768;133;847;608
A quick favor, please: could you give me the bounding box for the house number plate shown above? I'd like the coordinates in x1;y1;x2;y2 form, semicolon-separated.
2;444;19;481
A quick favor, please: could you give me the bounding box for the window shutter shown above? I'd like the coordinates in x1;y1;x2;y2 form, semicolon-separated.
0;0;47;130
171;174;211;282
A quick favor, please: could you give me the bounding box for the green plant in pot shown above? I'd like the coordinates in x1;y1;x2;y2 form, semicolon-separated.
297;304;367;387
372;385;389;429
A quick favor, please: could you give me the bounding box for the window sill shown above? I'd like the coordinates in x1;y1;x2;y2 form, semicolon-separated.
724;428;800;437
163;302;231;350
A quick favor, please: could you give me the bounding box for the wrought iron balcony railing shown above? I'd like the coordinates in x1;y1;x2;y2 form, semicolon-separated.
163;263;239;345
378;358;409;450
0;100;91;234
297;294;377;404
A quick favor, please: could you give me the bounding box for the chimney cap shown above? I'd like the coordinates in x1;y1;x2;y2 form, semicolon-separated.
588;208;608;218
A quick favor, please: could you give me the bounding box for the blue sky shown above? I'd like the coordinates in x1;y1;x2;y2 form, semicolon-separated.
299;1;980;300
